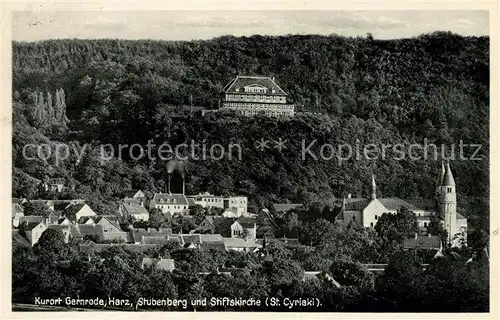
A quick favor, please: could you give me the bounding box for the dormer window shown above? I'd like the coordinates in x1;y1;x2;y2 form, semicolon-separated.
272;88;276;93
235;87;239;92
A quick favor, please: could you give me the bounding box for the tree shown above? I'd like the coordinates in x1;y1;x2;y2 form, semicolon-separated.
190;205;206;225
376;250;427;311
428;215;448;244
284;212;300;238
149;208;166;229
35;228;68;258
23;202;53;218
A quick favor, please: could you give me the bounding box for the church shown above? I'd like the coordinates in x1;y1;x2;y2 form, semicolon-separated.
334;161;467;247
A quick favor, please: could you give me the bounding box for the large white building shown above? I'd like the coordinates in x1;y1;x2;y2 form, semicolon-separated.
335;162;467;247
187;192;248;216
220;75;295;117
149;193;189;215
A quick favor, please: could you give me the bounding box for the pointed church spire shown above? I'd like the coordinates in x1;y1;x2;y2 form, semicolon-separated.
443;161;456;186
438;161;446;186
370;174;377;200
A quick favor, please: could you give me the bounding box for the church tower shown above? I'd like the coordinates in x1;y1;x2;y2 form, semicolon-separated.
438;161;457;244
435;161;446;198
370;174;377;200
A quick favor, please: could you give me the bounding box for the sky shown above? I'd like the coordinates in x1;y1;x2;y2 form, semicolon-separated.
12;10;489;42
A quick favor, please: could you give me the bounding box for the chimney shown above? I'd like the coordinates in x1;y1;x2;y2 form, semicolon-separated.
347;193;352;199
167;173;171;194
414;233;418;240
271;76;275;82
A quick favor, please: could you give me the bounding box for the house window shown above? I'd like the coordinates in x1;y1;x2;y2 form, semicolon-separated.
370;222;374;227
375;215;378;220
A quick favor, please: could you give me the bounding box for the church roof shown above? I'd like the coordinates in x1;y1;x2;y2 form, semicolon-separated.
223;75;287;96
378;198;420;211
344;198;370;211
443;162;456;186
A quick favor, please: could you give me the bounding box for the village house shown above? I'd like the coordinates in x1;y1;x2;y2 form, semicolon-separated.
192;215;218;234
122;189;148;206
119;199;150;221
63;203;97;222
220;75;295;117
141;258;175;272
334;162;467;247
17;217;47;246
231;217;257;239
149;193;189;215
187;193;225;209
93;216;130;242
403;233;443;251
12;202;25;227
42;178;66;193
187;193;248;216
131;227;173;244
223;237;262;252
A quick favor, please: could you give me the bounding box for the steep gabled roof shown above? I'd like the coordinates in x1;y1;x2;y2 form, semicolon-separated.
236;217;256;229
123;189;145;198
63;203;88;220
120;201;149;216
12;203;24;217
16;216;45;227
12;230;31;247
152;193;188;206
19;220;45;231
223;75;287;96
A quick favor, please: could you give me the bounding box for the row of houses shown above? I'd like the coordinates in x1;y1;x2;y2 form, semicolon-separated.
118;190;248;221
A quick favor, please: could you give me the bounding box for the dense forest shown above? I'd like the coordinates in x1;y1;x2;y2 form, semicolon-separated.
12;32;489;230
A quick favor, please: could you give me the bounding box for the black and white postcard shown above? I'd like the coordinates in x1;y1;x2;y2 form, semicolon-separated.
1;1;498;318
